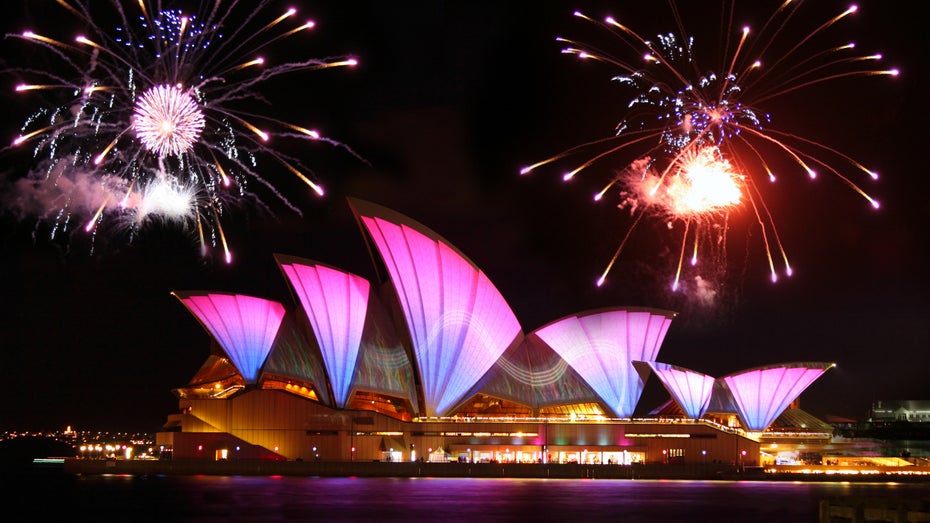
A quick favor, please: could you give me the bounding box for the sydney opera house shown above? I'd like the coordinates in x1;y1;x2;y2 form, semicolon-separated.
155;198;835;467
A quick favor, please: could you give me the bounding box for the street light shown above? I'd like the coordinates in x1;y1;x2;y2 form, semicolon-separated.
350;416;355;461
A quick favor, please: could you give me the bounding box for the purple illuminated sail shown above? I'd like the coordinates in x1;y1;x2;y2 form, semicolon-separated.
721;362;834;431
175;292;285;383
278;257;370;409
633;361;714;419
351;199;522;417
533;308;675;417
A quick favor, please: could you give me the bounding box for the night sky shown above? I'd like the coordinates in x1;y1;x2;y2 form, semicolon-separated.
1;1;927;433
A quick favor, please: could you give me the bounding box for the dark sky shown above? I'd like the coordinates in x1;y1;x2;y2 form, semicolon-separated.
0;1;927;432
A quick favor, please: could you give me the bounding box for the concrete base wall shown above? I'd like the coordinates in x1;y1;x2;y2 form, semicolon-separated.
64;458;742;479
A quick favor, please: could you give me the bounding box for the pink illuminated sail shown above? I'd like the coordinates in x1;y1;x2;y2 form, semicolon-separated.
533;308;675;417
633;361;714;419
351;199;522;417
721;362;834;431
174;292;286;383
278;256;370;409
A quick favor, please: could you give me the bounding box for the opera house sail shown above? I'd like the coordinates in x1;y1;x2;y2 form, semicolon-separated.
633;361;715;419
278;257;370;409
174;292;286;384
350;198;523;417
532;309;675;418
721;363;835;432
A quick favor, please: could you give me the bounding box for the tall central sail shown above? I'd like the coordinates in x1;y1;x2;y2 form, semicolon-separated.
351;199;522;417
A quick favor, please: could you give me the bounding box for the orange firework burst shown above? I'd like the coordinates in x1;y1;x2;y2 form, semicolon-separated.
521;1;898;297
610;145;743;291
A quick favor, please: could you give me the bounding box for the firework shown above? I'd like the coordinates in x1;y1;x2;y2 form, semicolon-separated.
133;85;206;158
4;0;359;261
521;1;897;294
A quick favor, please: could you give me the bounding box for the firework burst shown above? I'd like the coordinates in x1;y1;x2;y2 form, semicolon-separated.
4;0;359;262
521;1;897;296
133;84;206;158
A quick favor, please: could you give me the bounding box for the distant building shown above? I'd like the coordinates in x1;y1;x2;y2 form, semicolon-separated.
871;400;930;422
156;198;834;466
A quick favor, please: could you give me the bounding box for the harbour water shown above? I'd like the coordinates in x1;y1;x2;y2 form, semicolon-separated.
7;469;930;523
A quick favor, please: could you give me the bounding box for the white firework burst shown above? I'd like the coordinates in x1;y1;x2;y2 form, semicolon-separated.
133;85;205;158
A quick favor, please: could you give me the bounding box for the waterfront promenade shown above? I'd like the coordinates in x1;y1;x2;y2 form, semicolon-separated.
62;458;930;482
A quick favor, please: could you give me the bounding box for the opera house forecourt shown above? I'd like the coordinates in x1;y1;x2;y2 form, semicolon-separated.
84;198;850;477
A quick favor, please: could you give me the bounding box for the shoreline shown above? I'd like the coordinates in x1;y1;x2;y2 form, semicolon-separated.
58;458;930;482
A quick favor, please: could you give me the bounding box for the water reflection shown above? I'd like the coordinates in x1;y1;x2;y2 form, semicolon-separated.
18;475;930;522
